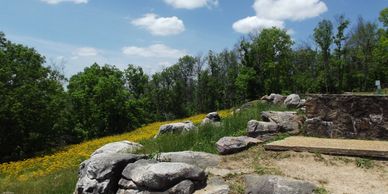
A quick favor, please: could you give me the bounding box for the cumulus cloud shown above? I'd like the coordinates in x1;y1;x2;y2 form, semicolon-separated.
164;0;218;9
41;0;88;4
254;0;327;21
233;16;284;34
74;47;98;57
132;13;185;36
233;0;327;34
122;44;186;58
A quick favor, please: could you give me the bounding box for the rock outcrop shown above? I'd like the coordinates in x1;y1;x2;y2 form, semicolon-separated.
261;111;304;134
283;94;301;108
74;154;147;194
244;175;316;194
158;151;221;170
216;136;262;155
201;112;221;126
247;120;279;137
91;141;143;157
155;121;197;138
261;93;286;104
119;160;206;193
305;94;388;140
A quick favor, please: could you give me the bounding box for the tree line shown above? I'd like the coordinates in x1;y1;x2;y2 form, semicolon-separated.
1;9;387;162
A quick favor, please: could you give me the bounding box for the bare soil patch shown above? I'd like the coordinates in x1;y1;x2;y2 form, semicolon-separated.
214;145;388;194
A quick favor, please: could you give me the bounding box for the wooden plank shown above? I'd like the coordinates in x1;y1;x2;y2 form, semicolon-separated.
264;136;388;159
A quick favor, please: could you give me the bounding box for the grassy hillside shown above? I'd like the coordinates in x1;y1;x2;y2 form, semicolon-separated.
0;110;230;193
0;102;287;193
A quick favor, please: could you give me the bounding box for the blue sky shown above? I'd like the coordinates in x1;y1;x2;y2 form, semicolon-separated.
1;0;387;77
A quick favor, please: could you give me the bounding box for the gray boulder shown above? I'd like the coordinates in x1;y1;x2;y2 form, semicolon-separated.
121;160;206;191
91;141;143;157
244;175;316;194
216;136;262;155
118;180;194;194
201;112;221;126
284;94;301;108
74;154;147;194
272;94;286;104
247;120;279;137
155;121;197;138
261;111;304;134
195;177;229;194
261;93;286;104
158;151;221;169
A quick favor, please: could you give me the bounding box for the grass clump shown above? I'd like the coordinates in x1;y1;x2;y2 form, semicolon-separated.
314;186;329;194
138;102;287;154
355;158;374;169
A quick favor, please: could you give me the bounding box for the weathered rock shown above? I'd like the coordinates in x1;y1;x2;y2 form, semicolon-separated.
297;99;306;108
216;136;262;155
273;94;286;104
91;141;143;157
261;111;304;134
247;120;279;137
201;112;222;126
121;160;206;191
166;180;195;194
155;121;197;138
75;154;147;194
158;151;221;169
284;94;301;108
194;177;229;194
244;175;316;194
305;94;388;139
117;180;194;194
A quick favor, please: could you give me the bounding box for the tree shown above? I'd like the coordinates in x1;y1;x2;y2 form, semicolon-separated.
0;32;66;162
314;19;334;93
239;27;293;96
333;15;350;92
379;7;388;27
67;64;145;138
347;17;379;90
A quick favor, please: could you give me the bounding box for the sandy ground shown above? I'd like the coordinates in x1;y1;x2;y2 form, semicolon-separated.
215;146;388;194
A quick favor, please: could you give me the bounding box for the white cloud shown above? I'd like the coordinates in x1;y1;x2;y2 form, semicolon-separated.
131;13;185;36
164;0;218;9
254;0;327;21
74;47;98;57
41;0;88;4
233;16;284;34
233;0;327;34
122;44;186;58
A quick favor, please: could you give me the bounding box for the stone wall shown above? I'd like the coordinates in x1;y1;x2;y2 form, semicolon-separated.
304;94;388;140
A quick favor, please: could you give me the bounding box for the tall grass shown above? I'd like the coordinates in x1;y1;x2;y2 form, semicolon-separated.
0;102;287;193
139;102;288;154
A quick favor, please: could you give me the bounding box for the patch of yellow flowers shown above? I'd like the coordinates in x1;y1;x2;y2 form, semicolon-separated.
0;110;231;182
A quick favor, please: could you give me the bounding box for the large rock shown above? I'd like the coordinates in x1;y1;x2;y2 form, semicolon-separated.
194;177;229;194
216;136;262;155
91;141;143;157
284;94;301;108
74;154;147;194
261;94;285;104
121;160;206;191
305;94;388;140
261;111;304;134
155;121;197;138
158;151;221;169
247;120;279;137
244;175;316;194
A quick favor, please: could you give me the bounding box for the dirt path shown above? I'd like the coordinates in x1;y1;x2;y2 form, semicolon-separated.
214;146;388;194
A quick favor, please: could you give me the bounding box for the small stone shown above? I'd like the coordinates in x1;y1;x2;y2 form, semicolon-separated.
216;136;262;155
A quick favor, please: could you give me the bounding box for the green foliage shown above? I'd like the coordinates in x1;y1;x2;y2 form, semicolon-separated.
0;33;67;162
355;158;374;169
138;102;287;154
314;187;329;194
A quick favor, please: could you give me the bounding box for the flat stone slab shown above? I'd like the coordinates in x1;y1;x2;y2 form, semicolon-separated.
264;136;388;159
